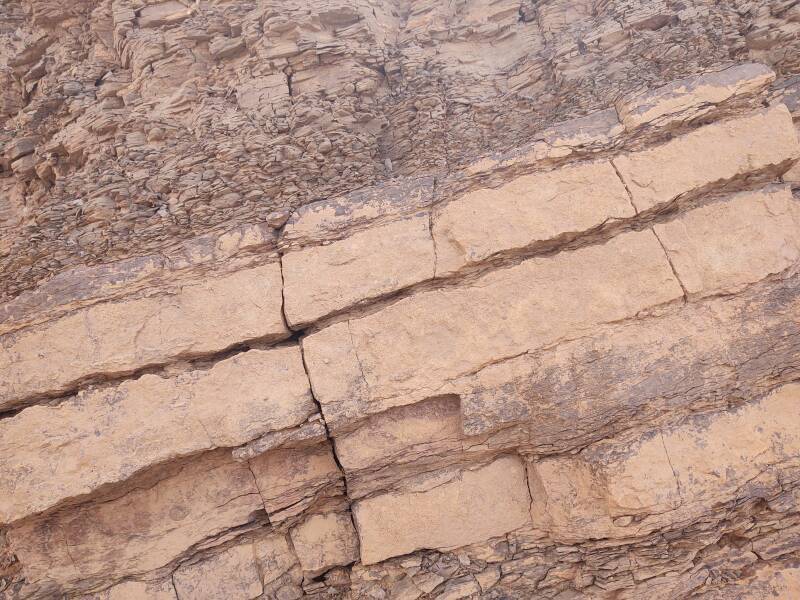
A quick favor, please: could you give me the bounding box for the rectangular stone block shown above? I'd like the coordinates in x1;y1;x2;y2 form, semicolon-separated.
7;451;264;592
289;512;360;576
653;186;800;296
353;456;531;564
0;262;288;411
334;396;474;499
528;383;800;542
282;215;435;327
0;345;314;525
249;441;344;522
304;229;682;431
613;105;799;211
616;62;775;130
432;160;634;275
173;540;264;600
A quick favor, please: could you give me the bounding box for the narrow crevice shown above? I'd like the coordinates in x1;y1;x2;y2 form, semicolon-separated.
245;461;269;517
660;432;684;502
297;338;351;501
610;157;640;215
651;226;690;301
429;204;440;278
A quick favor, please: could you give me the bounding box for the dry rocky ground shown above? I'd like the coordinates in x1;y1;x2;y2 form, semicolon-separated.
2;0;800;599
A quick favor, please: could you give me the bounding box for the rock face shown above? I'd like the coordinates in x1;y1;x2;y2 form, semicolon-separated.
2;2;800;599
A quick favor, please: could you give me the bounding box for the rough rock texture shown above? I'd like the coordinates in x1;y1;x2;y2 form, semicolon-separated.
3;2;800;599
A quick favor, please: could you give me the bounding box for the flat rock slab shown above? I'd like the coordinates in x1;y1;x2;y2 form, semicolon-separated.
0;346;313;525
282;215;435;327
616;62;775;130
654;185;800;296
613;105;799;211
353;455;531;565
0;262;288;411
7;451;264;592
433;160;634;274
304;229;682;431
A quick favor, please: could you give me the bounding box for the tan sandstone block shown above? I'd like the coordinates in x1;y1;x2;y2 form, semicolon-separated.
7;451;263;591
0;263;288;411
529;383;800;541
249;442;343;522
433;160;634;274
613;105;800;211
289;512;360;576
353;456;532;564
304;229;682;431
653;186;800;296
616;63;775;130
282;215;435;327
333;396;467;499
334;395;462;473
173;541;264;600
0;346;313;525
254;533;299;586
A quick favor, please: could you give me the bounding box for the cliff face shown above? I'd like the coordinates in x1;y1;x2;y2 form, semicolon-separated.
2;1;800;599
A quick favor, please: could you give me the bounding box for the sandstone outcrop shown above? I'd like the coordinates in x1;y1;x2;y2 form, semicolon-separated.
3;2;800;598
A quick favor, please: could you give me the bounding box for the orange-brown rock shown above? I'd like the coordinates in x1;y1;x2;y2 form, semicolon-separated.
0;346;314;525
0;263;287;411
3;12;800;598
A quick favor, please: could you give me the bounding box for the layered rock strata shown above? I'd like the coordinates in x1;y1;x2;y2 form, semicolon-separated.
2;4;800;599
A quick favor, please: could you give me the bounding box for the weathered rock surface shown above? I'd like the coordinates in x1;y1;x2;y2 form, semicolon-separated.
613;105;799;211
3;8;800;600
0;263;287;411
529;383;800;541
0;346;314;525
432;160;634;275
305;229;683;431
353;456;531;565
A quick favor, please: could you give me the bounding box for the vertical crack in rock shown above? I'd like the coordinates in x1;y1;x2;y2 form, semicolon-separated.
651;226;690;301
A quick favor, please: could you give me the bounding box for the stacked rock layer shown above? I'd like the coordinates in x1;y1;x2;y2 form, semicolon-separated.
3;2;800;600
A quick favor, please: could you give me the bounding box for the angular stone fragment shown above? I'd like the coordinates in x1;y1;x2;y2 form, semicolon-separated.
353;456;531;564
289;512;359;577
0;263;288;411
249;442;344;522
173;541;264;600
7;451;263;593
433;161;634;274
330;395;507;499
613;105;800;211
137;1;192;28
653;186;800;296
616;63;775;130
304;230;682;431
528;383;800;541
0;346;313;525
254;532;300;585
334;395;462;473
282;215;435;327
